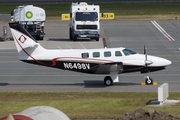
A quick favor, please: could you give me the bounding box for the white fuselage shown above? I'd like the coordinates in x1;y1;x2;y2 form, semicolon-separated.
20;44;171;74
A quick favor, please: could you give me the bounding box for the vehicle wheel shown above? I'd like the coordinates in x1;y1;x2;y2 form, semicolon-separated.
95;37;99;41
145;77;153;85
39;36;44;40
104;76;113;86
35;35;41;40
69;28;72;40
73;35;77;41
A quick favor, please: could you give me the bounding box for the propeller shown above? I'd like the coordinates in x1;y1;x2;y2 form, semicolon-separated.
144;45;147;65
144;45;148;72
144;45;153;73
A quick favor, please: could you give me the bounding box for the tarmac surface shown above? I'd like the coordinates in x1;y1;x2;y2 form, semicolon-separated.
0;20;180;92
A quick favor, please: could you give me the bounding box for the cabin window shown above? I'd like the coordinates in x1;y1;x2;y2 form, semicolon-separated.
82;53;89;58
123;48;137;56
104;51;111;57
93;52;100;58
115;51;122;56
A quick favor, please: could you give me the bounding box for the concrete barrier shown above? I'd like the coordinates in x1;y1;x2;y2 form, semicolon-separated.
158;83;169;105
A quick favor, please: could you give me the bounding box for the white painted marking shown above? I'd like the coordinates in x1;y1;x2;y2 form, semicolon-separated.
151;20;175;41
58;46;61;50
78;42;86;49
66;44;72;49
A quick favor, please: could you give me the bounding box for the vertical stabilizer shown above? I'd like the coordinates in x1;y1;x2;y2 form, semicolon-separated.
9;22;45;60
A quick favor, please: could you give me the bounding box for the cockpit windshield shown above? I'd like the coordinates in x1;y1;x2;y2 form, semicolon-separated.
122;48;137;56
76;12;98;21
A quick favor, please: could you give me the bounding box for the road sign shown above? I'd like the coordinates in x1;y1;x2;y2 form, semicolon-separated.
61;14;70;20
61;13;114;20
100;13;114;19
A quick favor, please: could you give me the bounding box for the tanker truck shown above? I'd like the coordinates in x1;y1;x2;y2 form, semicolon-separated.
12;5;46;40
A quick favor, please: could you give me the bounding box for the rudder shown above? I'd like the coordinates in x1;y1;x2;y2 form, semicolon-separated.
9;22;45;60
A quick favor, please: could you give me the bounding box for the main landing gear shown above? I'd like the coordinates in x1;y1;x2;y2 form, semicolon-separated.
104;62;122;86
104;76;113;86
104;71;119;86
104;74;154;86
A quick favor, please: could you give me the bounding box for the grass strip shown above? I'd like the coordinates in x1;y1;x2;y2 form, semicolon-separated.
0;92;180;119
0;2;180;17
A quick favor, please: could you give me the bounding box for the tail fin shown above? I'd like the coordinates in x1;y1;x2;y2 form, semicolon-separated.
9;22;45;60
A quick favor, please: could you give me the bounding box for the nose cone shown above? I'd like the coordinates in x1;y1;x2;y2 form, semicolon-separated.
165;59;172;66
148;55;172;67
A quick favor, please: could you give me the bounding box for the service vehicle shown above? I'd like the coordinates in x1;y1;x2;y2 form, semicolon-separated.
12;5;46;40
69;2;100;41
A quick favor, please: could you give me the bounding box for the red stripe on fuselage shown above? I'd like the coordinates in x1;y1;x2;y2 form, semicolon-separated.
13;33;114;67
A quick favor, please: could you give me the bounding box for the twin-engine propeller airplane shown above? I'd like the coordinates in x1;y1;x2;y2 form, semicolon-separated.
9;22;172;86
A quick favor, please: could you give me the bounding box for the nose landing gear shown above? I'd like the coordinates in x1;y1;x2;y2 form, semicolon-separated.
145;74;153;85
143;45;155;85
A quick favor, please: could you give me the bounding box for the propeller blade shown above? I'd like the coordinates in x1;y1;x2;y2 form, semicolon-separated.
144;45;150;73
144;45;146;54
144;45;147;61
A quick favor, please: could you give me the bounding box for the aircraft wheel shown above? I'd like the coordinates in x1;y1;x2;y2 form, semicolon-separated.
145;77;153;85
104;76;113;86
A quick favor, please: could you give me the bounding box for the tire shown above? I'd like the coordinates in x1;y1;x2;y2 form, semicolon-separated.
95;37;99;41
40;37;44;40
145;77;153;85
69;28;72;40
73;35;77;41
35;35;41;40
39;36;44;40
104;76;113;86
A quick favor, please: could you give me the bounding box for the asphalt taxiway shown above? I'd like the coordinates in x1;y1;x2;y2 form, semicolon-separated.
0;20;180;92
